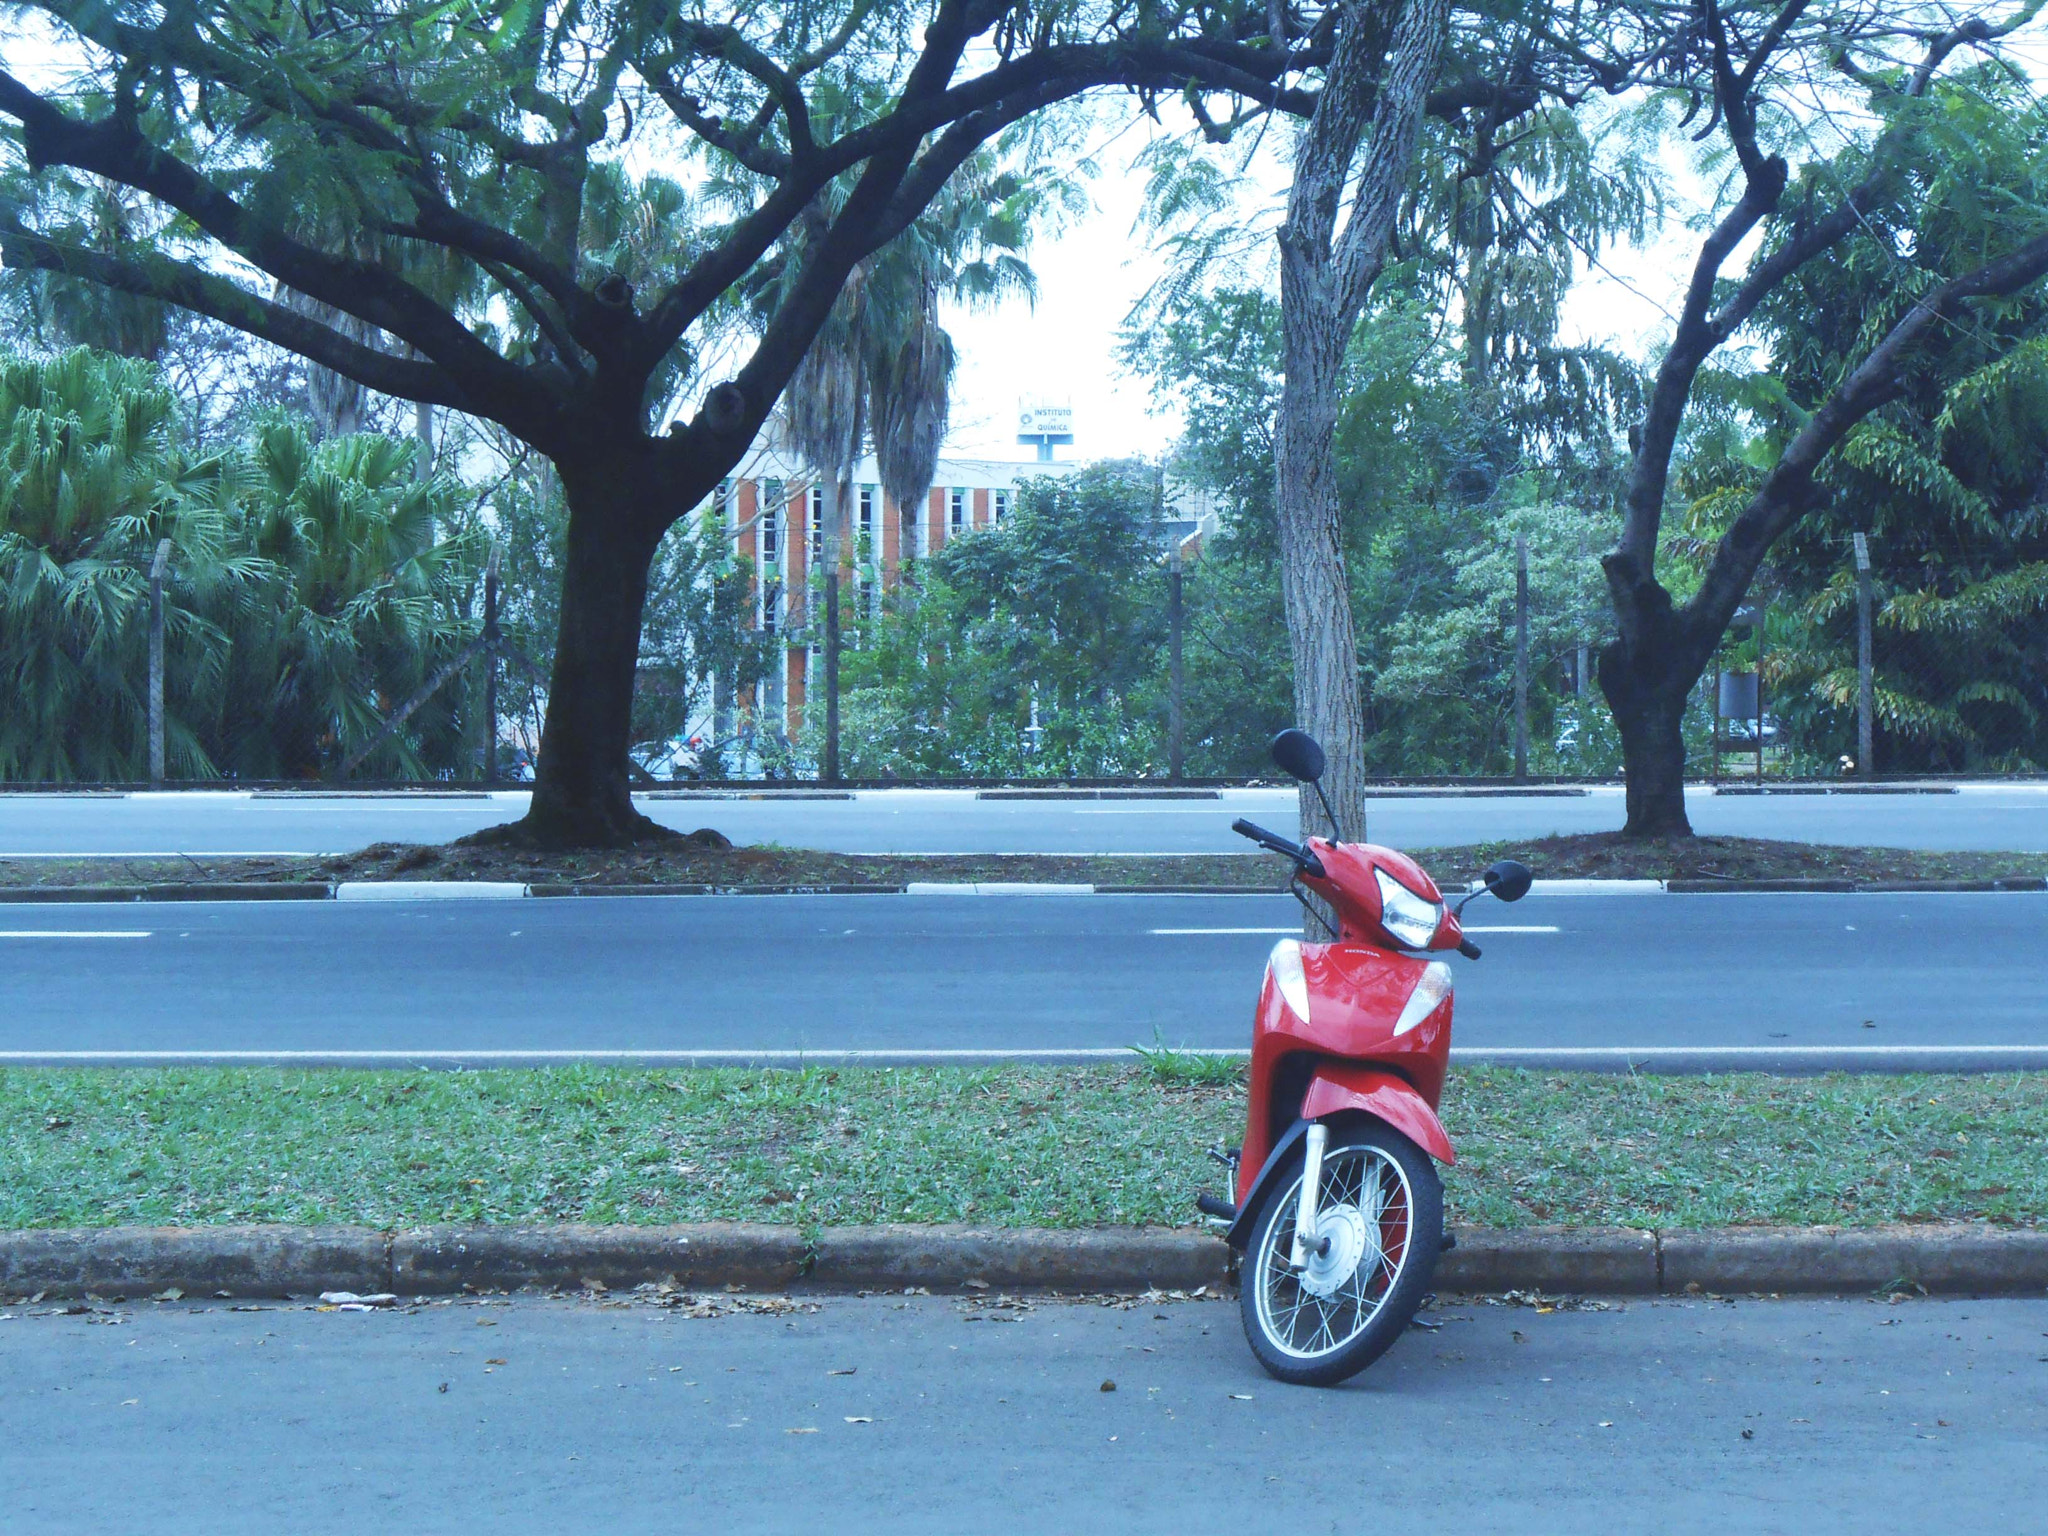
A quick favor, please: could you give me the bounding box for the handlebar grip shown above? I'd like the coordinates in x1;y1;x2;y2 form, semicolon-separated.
1231;818;1325;878
1230;817;1299;857
1458;937;1482;960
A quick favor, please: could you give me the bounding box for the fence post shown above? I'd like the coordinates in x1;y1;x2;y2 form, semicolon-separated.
148;538;172;786
1168;547;1185;782
1853;533;1873;780
483;543;501;783
1513;535;1529;782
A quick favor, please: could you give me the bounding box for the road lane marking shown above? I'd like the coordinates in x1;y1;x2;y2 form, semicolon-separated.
0;930;151;939
1149;924;1560;935
1149;926;1296;935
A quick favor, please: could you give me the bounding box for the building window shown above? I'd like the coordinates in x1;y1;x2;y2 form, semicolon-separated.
993;489;1010;524
716;479;733;530
949;488;966;534
760;495;780;568
761;579;781;635
858;486;875;539
809;485;824;561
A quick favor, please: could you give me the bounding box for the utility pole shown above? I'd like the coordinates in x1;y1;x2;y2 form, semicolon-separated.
148;538;172;786
823;564;841;784
483;543;501;783
1513;535;1529;782
1167;546;1185;782
1854;533;1874;780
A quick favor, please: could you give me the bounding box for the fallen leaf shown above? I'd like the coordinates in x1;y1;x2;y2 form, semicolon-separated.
1229;1393;1253;1401
828;1368;857;1377
438;1383;449;1394
787;1427;818;1435
1597;1421;1614;1428
119;1399;139;1407
485;1357;506;1365
581;1278;609;1294
1100;1380;1116;1393
151;1288;184;1303
843;1416;873;1425
1741;1429;1754;1440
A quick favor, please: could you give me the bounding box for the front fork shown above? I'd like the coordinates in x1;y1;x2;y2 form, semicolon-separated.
1290;1121;1331;1267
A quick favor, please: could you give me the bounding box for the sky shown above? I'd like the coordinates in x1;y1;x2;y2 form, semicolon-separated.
935;120;1690;465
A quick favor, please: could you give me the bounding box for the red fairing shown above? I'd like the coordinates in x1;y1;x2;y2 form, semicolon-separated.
1300;1066;1456;1165
1294;840;1464;950
1234;937;1456;1205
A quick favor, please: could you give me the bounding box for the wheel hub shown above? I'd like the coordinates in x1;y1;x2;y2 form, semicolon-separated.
1298;1202;1372;1298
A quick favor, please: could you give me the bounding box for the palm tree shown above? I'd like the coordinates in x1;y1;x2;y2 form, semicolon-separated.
0;349;232;777
0;346;486;781
779;140;1064;778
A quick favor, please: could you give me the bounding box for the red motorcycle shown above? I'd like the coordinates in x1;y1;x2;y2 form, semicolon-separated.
1197;729;1530;1386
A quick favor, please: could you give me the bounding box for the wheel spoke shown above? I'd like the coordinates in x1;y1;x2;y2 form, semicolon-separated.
1253;1145;1423;1362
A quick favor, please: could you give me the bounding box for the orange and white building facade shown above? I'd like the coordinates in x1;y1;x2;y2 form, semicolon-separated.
701;448;1079;737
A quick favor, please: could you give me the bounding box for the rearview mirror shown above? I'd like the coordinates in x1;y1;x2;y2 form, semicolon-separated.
1481;860;1533;903
1270;728;1326;783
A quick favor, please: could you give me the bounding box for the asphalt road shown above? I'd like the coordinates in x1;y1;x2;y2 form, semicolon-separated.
1;781;2044;855
2;890;2042;1069
4;1291;2042;1534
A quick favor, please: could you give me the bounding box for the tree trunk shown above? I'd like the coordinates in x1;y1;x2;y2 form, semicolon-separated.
1273;303;1368;844
1596;634;1695;838
516;456;675;847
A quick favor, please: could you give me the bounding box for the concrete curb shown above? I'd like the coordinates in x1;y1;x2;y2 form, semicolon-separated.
3;1222;2044;1302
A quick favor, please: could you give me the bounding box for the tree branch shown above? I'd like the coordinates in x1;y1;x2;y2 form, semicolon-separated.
1688;226;2048;636
0;228;474;409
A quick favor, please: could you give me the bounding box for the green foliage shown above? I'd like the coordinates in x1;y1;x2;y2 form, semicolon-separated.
0;348;484;780
837;463;1169;776
1727;73;2048;773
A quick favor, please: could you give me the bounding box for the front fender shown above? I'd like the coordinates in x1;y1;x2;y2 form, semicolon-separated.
1300;1064;1456;1166
1222;1066;1456;1251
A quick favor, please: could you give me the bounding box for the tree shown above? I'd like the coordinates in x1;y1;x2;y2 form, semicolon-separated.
1270;0;1453;838
1596;5;2048;835
780;139;1051;781
1708;71;2048;774
0;0;1325;844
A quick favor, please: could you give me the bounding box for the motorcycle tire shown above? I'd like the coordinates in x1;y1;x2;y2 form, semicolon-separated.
1238;1120;1443;1387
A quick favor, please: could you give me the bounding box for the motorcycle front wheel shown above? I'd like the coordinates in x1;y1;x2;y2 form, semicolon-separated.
1239;1121;1442;1387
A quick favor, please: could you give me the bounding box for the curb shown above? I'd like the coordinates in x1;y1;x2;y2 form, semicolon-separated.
3;1223;2044;1303
0;882;334;903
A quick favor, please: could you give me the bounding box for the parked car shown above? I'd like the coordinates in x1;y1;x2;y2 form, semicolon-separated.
631;736;704;781
1718;713;1782;748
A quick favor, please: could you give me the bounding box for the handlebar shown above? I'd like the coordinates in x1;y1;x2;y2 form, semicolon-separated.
1231;818;1326;879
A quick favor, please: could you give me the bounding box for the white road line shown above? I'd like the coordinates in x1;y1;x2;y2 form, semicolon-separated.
1149;926;1296;935
1462;925;1560;933
0;930;151;939
3;1044;2044;1065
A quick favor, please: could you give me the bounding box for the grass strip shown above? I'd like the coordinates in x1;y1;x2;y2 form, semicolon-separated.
5;1065;2044;1233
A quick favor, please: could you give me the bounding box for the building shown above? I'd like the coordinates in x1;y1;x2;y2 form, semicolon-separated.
701;448;1079;743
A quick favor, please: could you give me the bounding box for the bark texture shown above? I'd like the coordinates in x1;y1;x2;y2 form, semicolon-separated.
1274;0;1451;843
520;451;673;847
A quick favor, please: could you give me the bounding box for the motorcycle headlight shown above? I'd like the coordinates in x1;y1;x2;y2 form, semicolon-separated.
1374;868;1443;950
